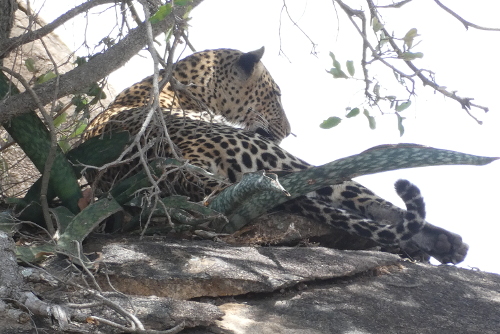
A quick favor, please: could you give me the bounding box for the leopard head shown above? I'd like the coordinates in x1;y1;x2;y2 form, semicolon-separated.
172;48;291;143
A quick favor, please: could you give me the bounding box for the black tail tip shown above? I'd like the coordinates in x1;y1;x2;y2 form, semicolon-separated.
394;179;411;194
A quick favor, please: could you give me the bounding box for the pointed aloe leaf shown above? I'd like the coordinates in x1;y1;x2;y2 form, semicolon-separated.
17;131;130;224
57;197;122;256
65;131;131;174
125;195;227;232
0;211;18;233
212;145;498;233
0;71;83;217
50;206;75;234
15;243;57;263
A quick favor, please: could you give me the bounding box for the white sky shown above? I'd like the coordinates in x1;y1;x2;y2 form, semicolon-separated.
33;0;499;273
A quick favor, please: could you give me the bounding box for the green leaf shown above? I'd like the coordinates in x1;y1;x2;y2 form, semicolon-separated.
58;140;70;153
53;112;67;128
87;82;106;99
72;95;89;113
373;83;380;96
149;4;172;24
401;52;423;61
397;113;405;136
327;68;348;79
378;30;389;49
346;60;355;76
320;116;342;129
182;5;193;19
60;121;88;152
403;28;419;49
70;122;88;138
174;0;192;5
393;71;400;81
25;58;36;73
372;17;384;32
346;107;360;118
329;52;342;70
367;116;376;130
396;100;412;112
329;51;337;63
363;109;376;130
74;56;87;67
36;71;57;84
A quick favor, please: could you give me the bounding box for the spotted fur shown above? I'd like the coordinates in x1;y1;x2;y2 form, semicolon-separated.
83;48;468;263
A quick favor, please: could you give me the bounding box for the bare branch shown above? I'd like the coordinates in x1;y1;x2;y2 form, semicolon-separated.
367;0;487;113
0;0;16;63
0;0;203;123
1;0;120;58
375;0;413;9
434;0;500;31
333;1;416;95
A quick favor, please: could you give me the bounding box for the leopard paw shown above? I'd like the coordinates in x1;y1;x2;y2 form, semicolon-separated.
401;223;469;264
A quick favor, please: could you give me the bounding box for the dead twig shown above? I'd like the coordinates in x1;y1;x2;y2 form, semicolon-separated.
433;0;500;31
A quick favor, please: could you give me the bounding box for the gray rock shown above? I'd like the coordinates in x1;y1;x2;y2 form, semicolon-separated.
93;236;401;299
3;232;500;333
207;263;500;334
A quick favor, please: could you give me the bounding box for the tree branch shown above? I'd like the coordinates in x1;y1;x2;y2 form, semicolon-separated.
0;0;16;64
375;0;413;9
0;0;120;58
434;0;500;31
365;0;489;114
0;0;203;123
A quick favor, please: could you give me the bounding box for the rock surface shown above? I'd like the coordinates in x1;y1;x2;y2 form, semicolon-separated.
90;236;401;300
208;263;500;334
86;236;500;334
1;233;499;333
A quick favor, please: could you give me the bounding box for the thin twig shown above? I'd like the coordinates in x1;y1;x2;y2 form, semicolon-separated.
333;0;489;118
280;0;318;55
39;34;63;233
375;0;413;9
365;0;487;114
434;0;500;31
73;241;102;292
135;1;180;236
0;0;204;123
2;0;120;57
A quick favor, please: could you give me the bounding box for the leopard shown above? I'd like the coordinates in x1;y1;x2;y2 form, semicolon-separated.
83;47;468;264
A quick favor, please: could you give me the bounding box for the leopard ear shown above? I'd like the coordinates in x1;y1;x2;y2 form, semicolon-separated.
236;47;265;77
